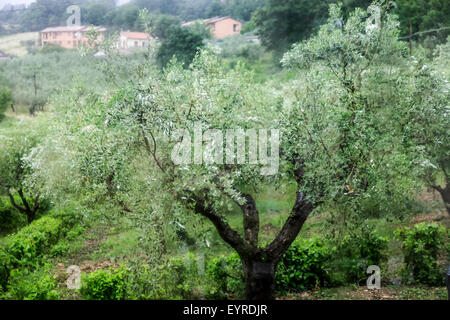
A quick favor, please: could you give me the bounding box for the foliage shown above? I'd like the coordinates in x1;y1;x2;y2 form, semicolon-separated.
80;266;128;300
253;0;332;53
149;14;181;40
0;118;48;223
1;264;60;300
0;87;12;120
276;238;330;292
206;253;244;299
0;198;27;235
280;1;419;212
113;255;204;300
0;216;63;291
5;0;448;300
395;222;447;286
156;25;205;68
327;224;388;285
394;0;449;42
214;35;264;61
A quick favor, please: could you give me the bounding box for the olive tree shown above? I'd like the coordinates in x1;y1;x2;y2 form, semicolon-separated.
29;1;432;299
0;120;44;224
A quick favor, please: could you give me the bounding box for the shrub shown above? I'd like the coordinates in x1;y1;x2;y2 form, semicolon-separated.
125;254;204;300
80;255;204;300
2;264;60;300
0;216;63;291
276;238;330;292
206;253;244;299
395;222;447;286
0;199;27;235
327;225;388;285
80;266;128;300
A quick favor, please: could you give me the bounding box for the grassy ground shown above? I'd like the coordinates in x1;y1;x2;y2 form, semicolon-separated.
280;285;448;300
0;32;39;57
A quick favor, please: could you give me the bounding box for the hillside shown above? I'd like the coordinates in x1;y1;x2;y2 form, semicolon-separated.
0;32;39;56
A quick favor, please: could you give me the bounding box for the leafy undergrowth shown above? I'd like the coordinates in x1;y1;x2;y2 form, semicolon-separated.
1;186;448;300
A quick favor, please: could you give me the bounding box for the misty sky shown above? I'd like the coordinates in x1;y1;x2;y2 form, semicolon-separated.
0;0;131;9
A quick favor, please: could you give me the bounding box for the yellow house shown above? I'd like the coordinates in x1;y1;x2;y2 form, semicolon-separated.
182;16;242;39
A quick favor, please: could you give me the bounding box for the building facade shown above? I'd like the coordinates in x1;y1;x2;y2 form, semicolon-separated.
118;31;152;49
182;16;242;39
41;26;106;49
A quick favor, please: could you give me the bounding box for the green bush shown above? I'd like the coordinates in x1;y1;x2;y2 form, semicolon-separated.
0;216;63;291
327;225;388;285
140;254;201;300
80;255;204;300
206;253;244;299
0;199;27;235
1;264;60;300
80;266;128;300
395;222;447;286
276;238;330;292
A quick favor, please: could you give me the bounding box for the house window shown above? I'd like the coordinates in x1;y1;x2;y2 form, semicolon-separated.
134;41;138;47
233;24;239;32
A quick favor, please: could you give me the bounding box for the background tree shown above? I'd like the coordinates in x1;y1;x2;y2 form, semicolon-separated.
395;43;450;215
394;0;450;42
149;14;182;40
156;25;205;68
0;88;12;121
253;0;332;54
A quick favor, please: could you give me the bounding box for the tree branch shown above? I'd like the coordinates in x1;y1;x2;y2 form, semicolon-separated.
265;159;315;262
239;193;260;247
184;191;253;256
8;191;26;213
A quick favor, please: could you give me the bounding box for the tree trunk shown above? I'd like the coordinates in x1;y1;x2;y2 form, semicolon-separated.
183;159;315;300
26;210;36;224
432;184;450;216
242;258;276;300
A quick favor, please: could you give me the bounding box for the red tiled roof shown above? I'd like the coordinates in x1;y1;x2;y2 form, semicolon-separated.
182;16;240;27
120;31;151;40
